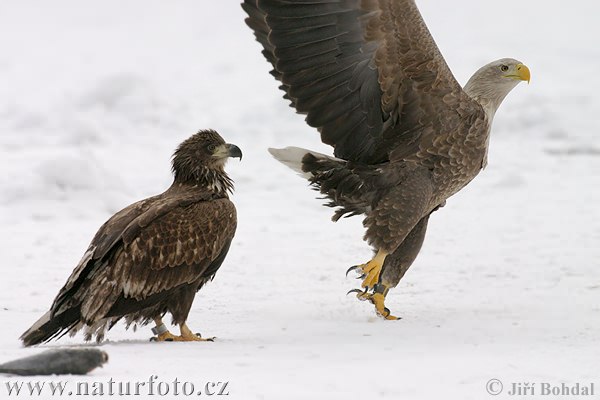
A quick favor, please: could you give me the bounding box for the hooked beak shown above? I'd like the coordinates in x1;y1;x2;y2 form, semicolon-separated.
213;143;243;160
507;63;531;84
222;143;242;160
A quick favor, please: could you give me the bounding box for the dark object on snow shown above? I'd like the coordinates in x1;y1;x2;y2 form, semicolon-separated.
20;129;241;346
0;348;108;376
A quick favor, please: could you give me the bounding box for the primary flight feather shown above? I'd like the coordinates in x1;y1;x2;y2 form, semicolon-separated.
242;0;530;318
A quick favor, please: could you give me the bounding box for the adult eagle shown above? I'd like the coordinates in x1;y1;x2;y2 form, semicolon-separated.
21;130;242;345
242;0;530;319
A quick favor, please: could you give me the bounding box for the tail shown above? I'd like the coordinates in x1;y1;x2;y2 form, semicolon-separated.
268;147;344;179
269;147;375;221
20;309;80;347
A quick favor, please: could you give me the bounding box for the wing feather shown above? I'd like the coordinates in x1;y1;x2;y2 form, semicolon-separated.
118;199;236;299
243;0;484;164
51;188;236;323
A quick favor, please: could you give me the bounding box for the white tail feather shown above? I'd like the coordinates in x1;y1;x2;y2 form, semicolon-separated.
268;147;343;179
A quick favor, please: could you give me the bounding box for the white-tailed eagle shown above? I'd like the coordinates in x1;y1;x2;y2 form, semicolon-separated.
242;0;530;318
21;129;242;345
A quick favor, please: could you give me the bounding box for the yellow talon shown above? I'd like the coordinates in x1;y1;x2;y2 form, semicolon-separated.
179;324;215;342
352;250;388;289
154;330;179;342
151;320;215;342
353;290;400;320
370;293;399;320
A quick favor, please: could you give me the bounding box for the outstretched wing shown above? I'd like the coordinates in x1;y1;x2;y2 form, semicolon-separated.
243;0;482;164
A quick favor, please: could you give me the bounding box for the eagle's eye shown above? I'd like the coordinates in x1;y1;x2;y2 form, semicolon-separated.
207;144;217;152
500;65;509;72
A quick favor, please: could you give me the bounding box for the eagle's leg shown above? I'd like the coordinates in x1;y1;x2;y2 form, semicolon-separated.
352;285;399;320
150;317;178;342
349;214;434;320
150;318;215;342
347;249;388;289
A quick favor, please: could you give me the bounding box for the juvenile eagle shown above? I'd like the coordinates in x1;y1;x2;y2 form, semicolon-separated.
242;0;530;318
21;130;242;345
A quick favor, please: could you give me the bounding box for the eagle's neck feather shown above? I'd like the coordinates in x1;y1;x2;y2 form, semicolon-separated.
174;166;233;195
464;75;520;122
463;72;520;170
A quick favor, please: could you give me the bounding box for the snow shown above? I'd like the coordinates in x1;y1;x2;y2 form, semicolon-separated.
1;1;599;399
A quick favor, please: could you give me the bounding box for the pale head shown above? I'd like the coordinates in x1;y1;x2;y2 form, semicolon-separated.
464;58;530;118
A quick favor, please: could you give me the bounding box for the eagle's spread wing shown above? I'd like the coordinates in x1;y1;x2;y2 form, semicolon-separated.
52;190;236;322
243;0;483;164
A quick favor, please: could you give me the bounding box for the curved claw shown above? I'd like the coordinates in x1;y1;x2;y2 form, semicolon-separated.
349;289;402;320
379;307;401;321
346;288;366;296
196;332;216;342
149;337;157;342
346;265;361;277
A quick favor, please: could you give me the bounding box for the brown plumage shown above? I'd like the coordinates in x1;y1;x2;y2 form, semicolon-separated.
243;0;530;318
21;129;242;346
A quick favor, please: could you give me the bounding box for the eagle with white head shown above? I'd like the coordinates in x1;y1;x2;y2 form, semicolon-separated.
242;0;530;319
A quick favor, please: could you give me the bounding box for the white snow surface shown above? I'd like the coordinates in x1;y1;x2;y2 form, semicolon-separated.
1;1;599;399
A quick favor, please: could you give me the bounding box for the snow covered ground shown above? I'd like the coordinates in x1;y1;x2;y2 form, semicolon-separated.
1;1;599;399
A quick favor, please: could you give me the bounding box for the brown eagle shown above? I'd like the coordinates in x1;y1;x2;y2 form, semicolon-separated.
21;130;242;345
242;0;530;319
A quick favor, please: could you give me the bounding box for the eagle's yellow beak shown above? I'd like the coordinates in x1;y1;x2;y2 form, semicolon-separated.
510;63;531;83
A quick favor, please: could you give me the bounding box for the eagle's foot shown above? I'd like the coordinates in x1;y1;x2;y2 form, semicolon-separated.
348;288;400;320
176;332;215;342
346;250;388;289
178;324;215;342
150;332;215;342
150;330;179;342
150;320;215;342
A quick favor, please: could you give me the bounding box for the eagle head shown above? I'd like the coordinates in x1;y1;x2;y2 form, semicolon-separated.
464;58;530;119
171;129;242;188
